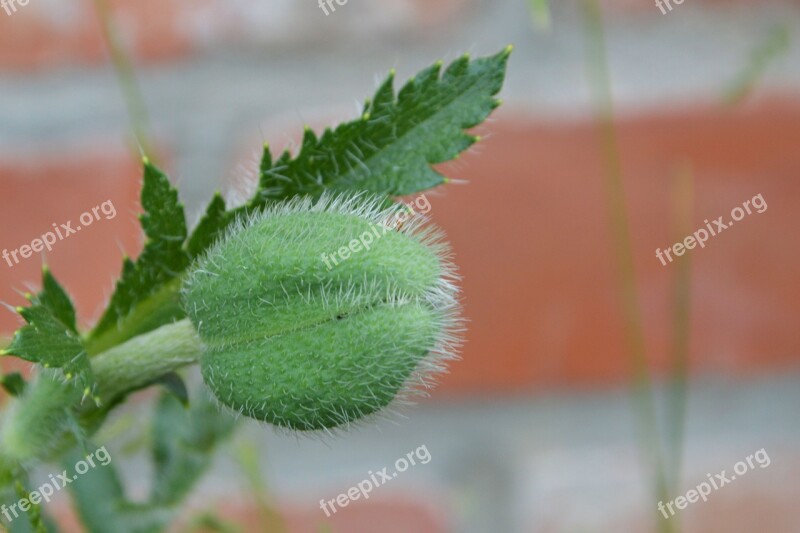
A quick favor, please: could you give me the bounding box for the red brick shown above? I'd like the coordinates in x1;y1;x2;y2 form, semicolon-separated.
428;97;800;392
0;0;204;70
0;141;146;337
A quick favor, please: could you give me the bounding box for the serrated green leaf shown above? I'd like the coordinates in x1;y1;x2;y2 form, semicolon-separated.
38;267;77;334
87;161;190;353
186;192;230;260
5;306;93;399
3;270;94;399
256;47;511;201
90;49;511;352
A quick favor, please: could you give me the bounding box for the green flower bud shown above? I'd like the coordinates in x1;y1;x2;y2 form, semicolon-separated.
183;195;460;431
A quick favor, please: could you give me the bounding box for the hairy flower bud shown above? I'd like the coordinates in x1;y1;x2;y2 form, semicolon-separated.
182;195;460;430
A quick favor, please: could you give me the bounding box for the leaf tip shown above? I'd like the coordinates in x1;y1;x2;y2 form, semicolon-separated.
503;44;514;57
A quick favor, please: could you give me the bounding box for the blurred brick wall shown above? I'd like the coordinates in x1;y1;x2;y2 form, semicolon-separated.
2;2;800;532
0;0;467;70
1;0;794;71
1;0;799;394
431;100;800;393
0;144;143;332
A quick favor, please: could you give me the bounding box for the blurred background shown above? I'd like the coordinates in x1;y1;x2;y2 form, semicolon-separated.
1;0;800;531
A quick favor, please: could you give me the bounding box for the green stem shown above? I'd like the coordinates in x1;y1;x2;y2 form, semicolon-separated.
92;0;156;160
91;319;201;402
0;320;201;465
581;2;674;531
667;163;692;496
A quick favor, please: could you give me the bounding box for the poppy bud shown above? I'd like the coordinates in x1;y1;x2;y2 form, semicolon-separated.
183;195;460;430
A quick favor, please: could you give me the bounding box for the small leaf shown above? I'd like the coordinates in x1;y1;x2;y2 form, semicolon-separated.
87;160;190;352
256;47;511;201
38;266;77;334
186;192;229;260
4;270;95;399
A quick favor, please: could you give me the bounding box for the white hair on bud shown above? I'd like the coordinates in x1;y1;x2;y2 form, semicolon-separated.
185;191;463;435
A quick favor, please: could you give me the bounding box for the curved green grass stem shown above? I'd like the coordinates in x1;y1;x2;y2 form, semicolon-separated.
581;2;676;531
667;163;693;495
92;0;156;161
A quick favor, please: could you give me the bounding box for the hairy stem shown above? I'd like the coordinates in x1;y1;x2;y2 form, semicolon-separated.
91;318;200;403
1;320;201;466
